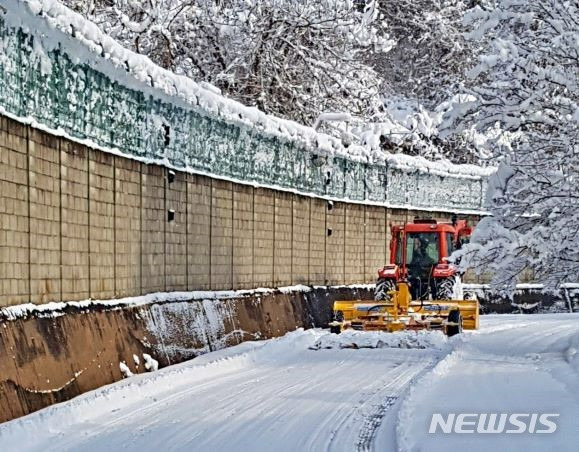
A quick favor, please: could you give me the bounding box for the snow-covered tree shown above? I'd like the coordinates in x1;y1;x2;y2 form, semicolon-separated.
375;0;476;109
446;0;579;290
63;0;490;163
63;0;393;126
357;0;486;164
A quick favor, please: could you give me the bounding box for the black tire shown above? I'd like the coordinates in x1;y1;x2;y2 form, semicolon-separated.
463;290;477;301
446;309;463;337
435;275;461;300
375;278;396;301
330;325;341;334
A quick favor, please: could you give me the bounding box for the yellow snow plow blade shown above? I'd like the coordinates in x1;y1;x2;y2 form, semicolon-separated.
330;282;479;335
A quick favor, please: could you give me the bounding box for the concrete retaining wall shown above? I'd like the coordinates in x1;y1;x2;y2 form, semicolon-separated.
0;115;480;308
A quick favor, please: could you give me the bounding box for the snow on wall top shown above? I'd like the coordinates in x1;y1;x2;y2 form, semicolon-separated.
8;0;340;153
0;0;493;212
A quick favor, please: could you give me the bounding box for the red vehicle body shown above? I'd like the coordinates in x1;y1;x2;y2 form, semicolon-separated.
375;217;472;301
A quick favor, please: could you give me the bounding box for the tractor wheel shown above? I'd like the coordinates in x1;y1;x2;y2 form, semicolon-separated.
435;275;463;300
446;309;463;337
330;325;341;335
375;278;396;301
464;290;478;301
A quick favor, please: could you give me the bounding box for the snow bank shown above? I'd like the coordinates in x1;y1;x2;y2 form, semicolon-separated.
309;329;449;351
10;280;572;323
0;316;577;451
0;336;270;449
383;152;494;179
0;329;320;449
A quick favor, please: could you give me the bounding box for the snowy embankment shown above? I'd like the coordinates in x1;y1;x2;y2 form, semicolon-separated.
0;315;577;451
1;284;364;321
0;285;300;320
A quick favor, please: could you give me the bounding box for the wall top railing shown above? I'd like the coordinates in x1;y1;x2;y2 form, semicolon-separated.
0;0;494;213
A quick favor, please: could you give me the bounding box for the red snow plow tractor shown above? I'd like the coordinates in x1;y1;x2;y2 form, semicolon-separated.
329;216;478;337
375;217;472;302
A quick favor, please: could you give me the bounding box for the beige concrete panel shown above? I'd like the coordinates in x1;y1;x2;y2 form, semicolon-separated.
115;157;141;297
60;140;89;300
141;164;165;293
0;117;27;153
364;206;387;282
165;170;187;291
344;204;365;284
211;179;233;290
274;192;292;287
88;150;115;299
291;195;310;285
187;174;211;290
308;198;326;285
233;185;254;289
0;121;29;306
326;201;345;285
253;188;274;288
28;129;61;303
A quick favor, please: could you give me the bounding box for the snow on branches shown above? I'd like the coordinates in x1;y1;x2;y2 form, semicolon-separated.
63;0;393;127
449;0;579;291
375;0;475;109
61;0;491;163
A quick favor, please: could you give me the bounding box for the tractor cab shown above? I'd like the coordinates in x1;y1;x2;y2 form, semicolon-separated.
376;217;472;301
398;230;441;299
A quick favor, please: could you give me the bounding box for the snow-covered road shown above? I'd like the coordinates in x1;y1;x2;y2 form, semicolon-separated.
1;314;577;452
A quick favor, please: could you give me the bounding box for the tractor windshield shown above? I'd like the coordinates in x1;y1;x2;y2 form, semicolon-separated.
406;232;439;267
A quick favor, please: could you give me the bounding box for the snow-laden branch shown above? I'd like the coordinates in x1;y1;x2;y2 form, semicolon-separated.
449;0;579;291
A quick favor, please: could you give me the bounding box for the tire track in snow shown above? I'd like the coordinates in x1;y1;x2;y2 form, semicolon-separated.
51;366;270;450
355;396;398;452
353;358;439;452
322;358;436;452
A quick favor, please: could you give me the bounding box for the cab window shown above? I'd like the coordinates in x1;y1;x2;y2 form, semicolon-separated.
406;232;439;265
446;232;454;256
395;231;403;265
